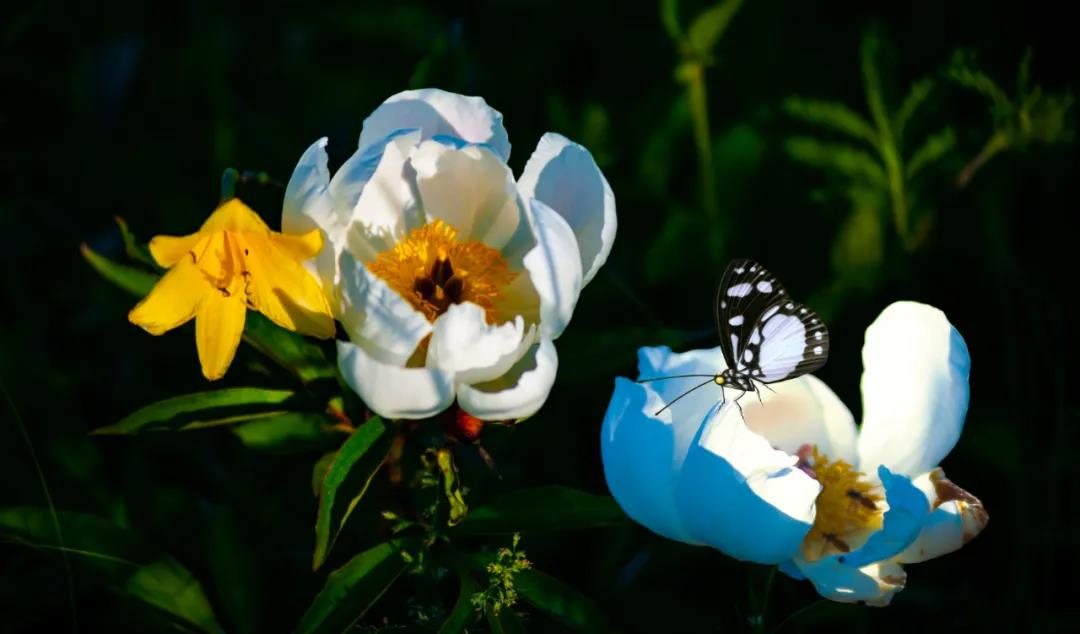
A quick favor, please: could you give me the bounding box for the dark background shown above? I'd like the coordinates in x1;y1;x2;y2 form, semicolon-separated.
2;0;1077;631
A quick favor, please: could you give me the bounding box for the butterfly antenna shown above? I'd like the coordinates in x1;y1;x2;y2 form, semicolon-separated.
638;374;716;383
654;377;716;416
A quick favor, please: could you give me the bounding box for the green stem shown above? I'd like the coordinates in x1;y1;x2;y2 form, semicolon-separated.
685;60;721;262
956;131;1010;189
220;167;240;202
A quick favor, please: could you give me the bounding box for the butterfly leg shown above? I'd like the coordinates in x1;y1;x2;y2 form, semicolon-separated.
733;389;747;420
754;382;764;406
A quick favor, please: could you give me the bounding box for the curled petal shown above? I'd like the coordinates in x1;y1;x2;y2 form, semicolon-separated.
282;138;345;293
518;133;616;286
456;338;558;421
358;88;511;161
345;131;423;262
794;557;907;606
896;468;988;564
149;233;202;267
522;199;583;340
411;141;521;250
857;301;971;476
838;466;931;568
675;403;820;564
600;377;701;544
338;252;431;366
337;341;455;420
427;302;532;385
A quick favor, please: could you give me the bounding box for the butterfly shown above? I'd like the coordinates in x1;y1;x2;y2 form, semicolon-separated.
641;258;830;415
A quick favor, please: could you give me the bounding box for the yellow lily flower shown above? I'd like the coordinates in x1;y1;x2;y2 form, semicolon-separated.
129;198;335;380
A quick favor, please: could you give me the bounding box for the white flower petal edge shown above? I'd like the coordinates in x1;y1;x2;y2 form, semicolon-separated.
282;137;341;293
793;558;907;607
676;402;821;563
358;88;511;162
857;301;971;476
518;133;617;286
338;252;431;366
337;341;454;420
456;338;558;421
427;302;534;385
741;375;859;464
411;141;520;250
896;468;989;564
522;198;583;340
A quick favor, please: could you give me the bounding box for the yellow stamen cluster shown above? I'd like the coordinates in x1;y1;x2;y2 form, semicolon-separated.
805;447;883;558
367;220;516;324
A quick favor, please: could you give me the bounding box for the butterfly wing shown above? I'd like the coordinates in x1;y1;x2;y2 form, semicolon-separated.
740;300;830;383
715;259;790;372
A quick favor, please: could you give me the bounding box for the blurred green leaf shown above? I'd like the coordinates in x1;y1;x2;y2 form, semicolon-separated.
437;447;469;527
0;507;224;633
659;0;682;41
893;77;934;140
313;416;392;570
487;608;527;634
206;510;262;634
947;50;1011;108
81;243;157;297
785;137;887;186
830;204;884;281
296;540;410;634
114;216;158;269
906;127;957;179
644;210;705;285
686;0;743;59
782;97;877;145
437;564;480;634
456;487;628;536
517;569;618;632
231;412;348;453
93;388;298;434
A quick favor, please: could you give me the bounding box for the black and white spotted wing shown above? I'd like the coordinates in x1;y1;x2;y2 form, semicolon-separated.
715;259;829;385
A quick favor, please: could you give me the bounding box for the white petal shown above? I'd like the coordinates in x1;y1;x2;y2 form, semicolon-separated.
522;198;583;340
337;341;455;420
344;131;423;263
329;129;418;224
794;557;907;606
359;88;511;161
741;375;858;464
456;338;558;421
857;301;971;476
282;138;345;294
600;377;701;544
675;403;820;564
518;133;617;286
426;302;533;385
896;468;988;564
837;466;931;568
635;345;727;424
338;251;431;366
411;141;521;250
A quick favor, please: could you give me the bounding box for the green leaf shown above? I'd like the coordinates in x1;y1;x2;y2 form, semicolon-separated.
0;507;223;633
686;0;743;59
437;565;480;634
785;137;887;186
81;243;157;297
437;447;469;527
487;608;527;634
93;388;299;435
231;412;348;453
296;541;410;634
783;97;877;145
659;0;682;41
905;127;957;179
947;50;1011;108
516;569;617;632
312;451;338;497
456;487;628;536
113;216;159;269
313;417;393;570
893;77;934;140
860;29;891;140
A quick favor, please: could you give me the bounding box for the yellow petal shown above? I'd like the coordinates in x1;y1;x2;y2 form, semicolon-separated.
242;234;335;339
149;233;205;267
271;228;323;261
195;288;247;380
129;258;206;335
199;198;271;234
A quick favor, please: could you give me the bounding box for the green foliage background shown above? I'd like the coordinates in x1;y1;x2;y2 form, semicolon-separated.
1;0;1077;631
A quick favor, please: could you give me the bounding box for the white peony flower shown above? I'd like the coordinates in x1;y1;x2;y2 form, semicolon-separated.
283;89;616;420
601;301;987;606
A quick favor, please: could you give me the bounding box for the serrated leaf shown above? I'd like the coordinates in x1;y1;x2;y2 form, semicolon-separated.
783;97;877;145
296;541;410;634
686;0;742;59
906;127;956;179
93;388;298;435
785;137;887;186
231;412;347;453
313;417;393;570
0;507;224;633
81;243;157;297
456;487;628;536
516;569;618;632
